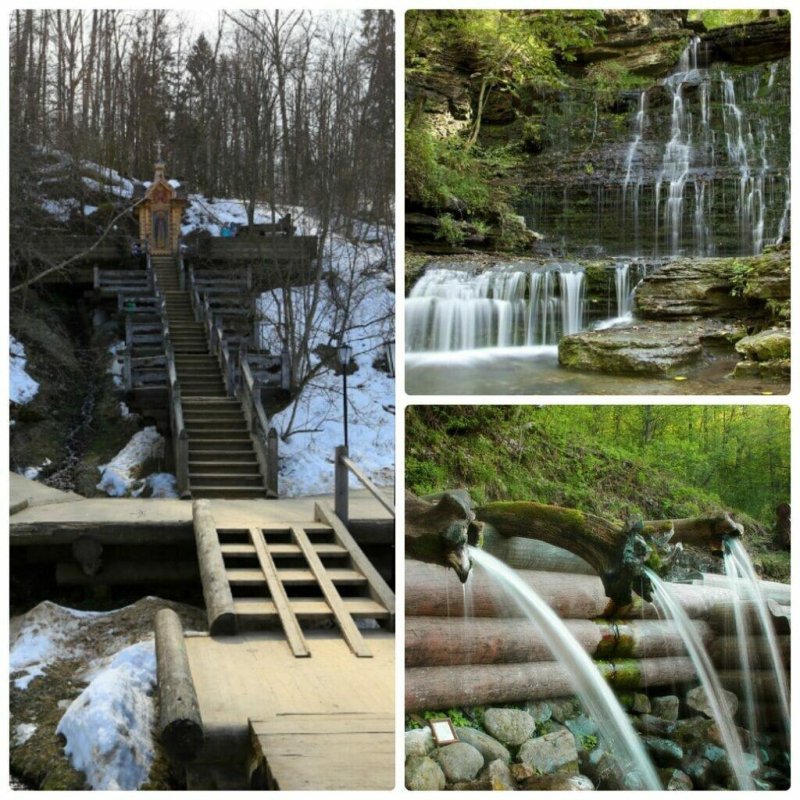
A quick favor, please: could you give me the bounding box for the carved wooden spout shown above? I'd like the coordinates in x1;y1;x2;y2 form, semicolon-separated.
405;492;482;583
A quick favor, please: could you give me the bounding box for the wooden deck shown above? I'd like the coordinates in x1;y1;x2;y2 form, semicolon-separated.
183;629;394;789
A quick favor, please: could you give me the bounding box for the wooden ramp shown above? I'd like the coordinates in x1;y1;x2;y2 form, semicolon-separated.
250;712;394;790
193;500;394;657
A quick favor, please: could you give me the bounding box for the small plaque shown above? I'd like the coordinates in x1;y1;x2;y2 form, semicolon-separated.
428;717;458;746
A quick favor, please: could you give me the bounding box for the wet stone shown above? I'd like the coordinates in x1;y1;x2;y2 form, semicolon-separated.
483;708;536;746
523;700;553;724
405;755;446;791
651;695;680;721
434;742;484;782
681;756;713;789
660;768;693;791
642;736;683;768
685;685;739;719
518;729;579;776
564;715;599;740
455;727;511;765
632;693;652;714
549;698;583;723
483;758;516;790
405;727;435;757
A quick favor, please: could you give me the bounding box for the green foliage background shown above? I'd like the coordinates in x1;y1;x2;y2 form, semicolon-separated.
406;406;790;577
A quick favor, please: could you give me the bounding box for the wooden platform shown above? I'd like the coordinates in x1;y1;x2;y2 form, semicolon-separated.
183;630;394;789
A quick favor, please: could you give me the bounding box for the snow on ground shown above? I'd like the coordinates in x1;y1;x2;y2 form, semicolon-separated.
96;427;165;497
261;231;395;496
20;457;52;480
56;642;156;791
107;341;126;388
132;472;179;498
13;723;37;746
10;603;108;690
41;198;78;223
10;335;40;405
182;194;315;237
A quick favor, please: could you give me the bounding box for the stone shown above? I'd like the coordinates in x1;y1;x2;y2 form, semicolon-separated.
651;695;680;721
549;698;582;723
642;735;683;768
483;708;536;746
523;700;552;724
582;744;627;790
632;693;652;714
518;773;595;790
559;319;737;377
518;729;579;776
405;727;435;758
685;685;739;719
564;715;599;741
455;727;510;765
660;767;693;791
735;329;790;362
681;756;713;789
405;756;446;791
633;713;676;737
509;762;536;782
433;742;484;783
484;758;516;791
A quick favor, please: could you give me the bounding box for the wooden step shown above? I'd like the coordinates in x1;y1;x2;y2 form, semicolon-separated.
220;543;348;558
233;597;389;620
190;474;264;487
189;462;260;474
226;567;367;586
191;487;267;498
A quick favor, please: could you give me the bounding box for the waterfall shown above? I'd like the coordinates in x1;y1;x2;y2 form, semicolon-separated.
614;262;632;317
406;265;586;353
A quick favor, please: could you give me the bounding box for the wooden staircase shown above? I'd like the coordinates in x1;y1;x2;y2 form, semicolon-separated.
152;256;268;499
194;500;395;657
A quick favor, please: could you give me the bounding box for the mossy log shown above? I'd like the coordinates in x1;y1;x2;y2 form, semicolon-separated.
406;559;727;620
406;616;713;667
476;501;742;605
709;635;790;670
406;657;698;711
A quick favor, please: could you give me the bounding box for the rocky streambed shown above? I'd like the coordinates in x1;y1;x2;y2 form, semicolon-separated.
406;688;789;791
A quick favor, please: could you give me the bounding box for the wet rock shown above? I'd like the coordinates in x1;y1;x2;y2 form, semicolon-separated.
405;728;435;757
632;693;651;714
509;762;536;783
671;716;715;748
632;713;676;737
732;358;790;381
559;319;735;377
405;755;446;791
735;328;790;362
483;708;536;746
685;685;739;719
564;715;599;740
582;744;627;790
523;700;552;724
518;729;579;776
704;17;791;65
642;736;683;768
659;767;693;790
681;756;713;789
455;727;511;764
518;773;595;790
651;695;680;721
434;742;484;782
483;758;516;790
548;698;583;723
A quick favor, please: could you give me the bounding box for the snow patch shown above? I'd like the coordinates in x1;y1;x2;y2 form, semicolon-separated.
132;472;179;499
57;641;156;791
13;723;37;746
10;335;40;404
96;427;165;497
119;401;135;419
10;602;108;690
41;198;78;222
21;457;52;480
107;341;126;388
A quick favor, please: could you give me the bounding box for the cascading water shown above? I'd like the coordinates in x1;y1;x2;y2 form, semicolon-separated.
614;262;633;317
471;548;662;790
405;265;587;353
723;538;791;746
645;568;755;790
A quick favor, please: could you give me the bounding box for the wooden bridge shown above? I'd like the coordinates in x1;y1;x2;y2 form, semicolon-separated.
10;476;396;790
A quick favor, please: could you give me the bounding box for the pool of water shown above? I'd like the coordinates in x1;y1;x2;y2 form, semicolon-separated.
405;347;787;396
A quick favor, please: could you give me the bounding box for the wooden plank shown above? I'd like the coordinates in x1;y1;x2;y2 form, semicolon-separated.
315;503;395;623
248;527;310;658
291;525;371;658
250;713;393;791
340;456;394;515
227;568;366;586
234;597;389;619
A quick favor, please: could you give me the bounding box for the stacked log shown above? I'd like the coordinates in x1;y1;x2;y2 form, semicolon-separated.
405;558;790;712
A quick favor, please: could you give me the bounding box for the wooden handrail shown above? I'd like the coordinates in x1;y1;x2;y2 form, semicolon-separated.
334;446;394;524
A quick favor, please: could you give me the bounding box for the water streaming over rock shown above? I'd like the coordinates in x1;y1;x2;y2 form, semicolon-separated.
518;46;789;258
645;568;755;790
471;548;662;790
406;264;588;353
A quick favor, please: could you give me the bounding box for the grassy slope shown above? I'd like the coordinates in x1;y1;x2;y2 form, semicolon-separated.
406;407;788;581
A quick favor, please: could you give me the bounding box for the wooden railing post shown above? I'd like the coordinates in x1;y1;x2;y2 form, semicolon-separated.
267;428;279;497
335;445;349;526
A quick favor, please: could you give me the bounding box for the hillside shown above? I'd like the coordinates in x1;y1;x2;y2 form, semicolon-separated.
406;405;789;580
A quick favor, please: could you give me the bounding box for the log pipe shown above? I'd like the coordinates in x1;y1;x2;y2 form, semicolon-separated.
475;502;742;607
405;492;482;583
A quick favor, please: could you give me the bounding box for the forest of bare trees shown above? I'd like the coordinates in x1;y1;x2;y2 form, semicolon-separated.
9;9;394;230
